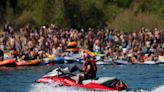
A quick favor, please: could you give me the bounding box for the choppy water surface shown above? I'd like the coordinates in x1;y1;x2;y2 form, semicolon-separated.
1;64;164;92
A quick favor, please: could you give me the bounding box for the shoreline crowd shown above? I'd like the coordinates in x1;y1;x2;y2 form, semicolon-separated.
0;24;164;63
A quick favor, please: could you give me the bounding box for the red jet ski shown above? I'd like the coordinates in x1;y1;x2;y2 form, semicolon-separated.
36;67;128;91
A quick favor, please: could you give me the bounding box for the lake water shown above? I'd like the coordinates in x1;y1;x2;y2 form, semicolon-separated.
0;64;164;92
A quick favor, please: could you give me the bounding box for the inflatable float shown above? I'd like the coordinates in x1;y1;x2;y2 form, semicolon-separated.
15;60;40;66
64;53;82;63
96;58;114;65
66;48;79;52
0;59;16;66
54;56;64;64
143;61;157;65
66;42;79;53
67;42;77;47
114;60;131;65
40;57;55;65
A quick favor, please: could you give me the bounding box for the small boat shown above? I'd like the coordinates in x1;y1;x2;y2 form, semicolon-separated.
96;61;111;65
15;60;40;66
114;60;131;65
96;58;114;65
36;67;128;91
64;53;82;63
64;56;75;63
143;61;157;65
0;59;16;66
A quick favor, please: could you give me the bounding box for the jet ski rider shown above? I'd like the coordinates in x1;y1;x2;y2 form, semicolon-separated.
76;52;97;84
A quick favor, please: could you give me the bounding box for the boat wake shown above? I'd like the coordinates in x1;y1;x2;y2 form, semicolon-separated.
29;83;97;92
131;85;164;92
29;83;164;92
151;85;164;92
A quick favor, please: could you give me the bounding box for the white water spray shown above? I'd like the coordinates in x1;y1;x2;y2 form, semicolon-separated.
29;83;97;92
151;85;164;92
29;83;164;92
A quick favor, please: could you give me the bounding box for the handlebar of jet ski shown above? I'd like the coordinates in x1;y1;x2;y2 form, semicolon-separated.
70;66;84;73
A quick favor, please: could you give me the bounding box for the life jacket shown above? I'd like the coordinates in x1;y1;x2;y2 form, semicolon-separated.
83;59;97;73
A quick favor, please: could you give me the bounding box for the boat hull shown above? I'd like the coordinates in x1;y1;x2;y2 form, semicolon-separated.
36;67;128;91
36;76;117;91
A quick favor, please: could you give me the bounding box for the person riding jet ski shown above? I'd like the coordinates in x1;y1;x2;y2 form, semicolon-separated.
76;52;97;84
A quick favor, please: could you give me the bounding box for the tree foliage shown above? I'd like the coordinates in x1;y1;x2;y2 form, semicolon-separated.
0;0;164;30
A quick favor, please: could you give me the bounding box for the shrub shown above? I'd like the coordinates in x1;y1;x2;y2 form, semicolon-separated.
110;10;164;32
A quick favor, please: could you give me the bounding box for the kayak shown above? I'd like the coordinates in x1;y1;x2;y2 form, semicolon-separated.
0;59;16;66
16;60;40;66
36;67;128;91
